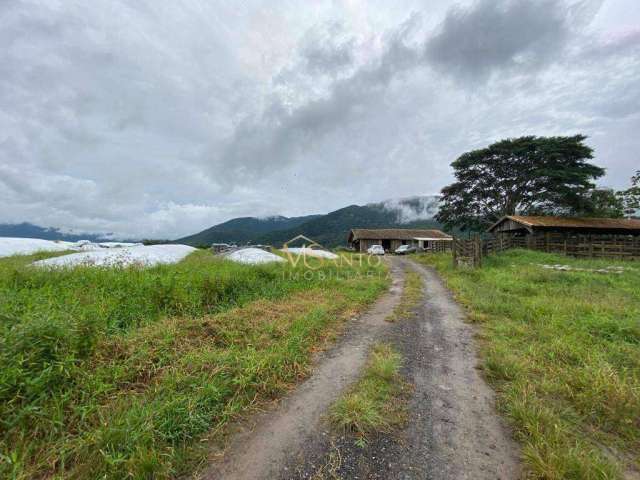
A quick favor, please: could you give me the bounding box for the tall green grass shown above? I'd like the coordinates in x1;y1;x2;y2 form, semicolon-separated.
415;250;640;479
0;250;388;478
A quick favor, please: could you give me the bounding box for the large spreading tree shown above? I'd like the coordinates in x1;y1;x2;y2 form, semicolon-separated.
436;135;605;231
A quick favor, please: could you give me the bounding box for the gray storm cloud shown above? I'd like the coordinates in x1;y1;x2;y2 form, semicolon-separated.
1;0;639;239
425;0;572;80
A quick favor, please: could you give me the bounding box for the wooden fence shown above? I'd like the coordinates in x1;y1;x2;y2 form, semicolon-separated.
524;233;640;259
452;236;482;268
452;233;640;268
430;240;453;253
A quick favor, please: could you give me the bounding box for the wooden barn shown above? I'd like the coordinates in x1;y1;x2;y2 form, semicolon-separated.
487;216;640;259
348;228;452;253
488;216;640;237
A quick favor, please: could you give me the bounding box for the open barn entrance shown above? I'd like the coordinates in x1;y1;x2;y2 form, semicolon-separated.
381;239;391;251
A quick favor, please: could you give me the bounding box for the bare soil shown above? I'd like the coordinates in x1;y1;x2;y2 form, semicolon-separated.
201;257;520;480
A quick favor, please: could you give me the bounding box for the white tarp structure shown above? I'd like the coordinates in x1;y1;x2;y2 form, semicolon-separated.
33;245;196;268
224;247;285;265
281;247;339;260
0;238;71;258
0;237;147;259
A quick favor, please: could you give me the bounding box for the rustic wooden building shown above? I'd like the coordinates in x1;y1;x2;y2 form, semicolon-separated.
487;216;640;259
488;216;640;237
348;228;452;253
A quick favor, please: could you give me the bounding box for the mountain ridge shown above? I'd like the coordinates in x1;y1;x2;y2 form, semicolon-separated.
177;195;446;247
0;222;119;243
1;196;446;248
175;214;322;246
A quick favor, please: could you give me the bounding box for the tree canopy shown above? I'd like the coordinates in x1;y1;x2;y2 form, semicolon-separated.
436;135;605;231
619;170;640;218
578;188;623;218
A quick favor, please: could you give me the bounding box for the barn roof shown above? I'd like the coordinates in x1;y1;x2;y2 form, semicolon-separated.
488;215;640;233
349;228;452;241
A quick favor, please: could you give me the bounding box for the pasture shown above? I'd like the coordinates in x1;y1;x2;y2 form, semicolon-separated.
0;250;387;479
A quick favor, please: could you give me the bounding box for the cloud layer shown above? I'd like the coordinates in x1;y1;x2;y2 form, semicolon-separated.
1;0;639;238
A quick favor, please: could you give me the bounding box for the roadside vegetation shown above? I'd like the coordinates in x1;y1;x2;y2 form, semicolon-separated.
415;249;640;479
330;343;408;446
0;250;387;479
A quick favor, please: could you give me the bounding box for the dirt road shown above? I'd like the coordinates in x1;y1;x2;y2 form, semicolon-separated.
389;259;520;479
202;258;520;479
200;260;405;480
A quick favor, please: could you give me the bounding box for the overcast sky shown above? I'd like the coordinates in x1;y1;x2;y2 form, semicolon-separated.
1;0;639;239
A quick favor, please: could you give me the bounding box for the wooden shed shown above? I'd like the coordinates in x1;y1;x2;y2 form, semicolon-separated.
348;228;452;253
488;216;640;237
487;216;640;259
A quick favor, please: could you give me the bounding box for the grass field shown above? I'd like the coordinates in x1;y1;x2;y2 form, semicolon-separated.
415;249;640;479
0;250;388;479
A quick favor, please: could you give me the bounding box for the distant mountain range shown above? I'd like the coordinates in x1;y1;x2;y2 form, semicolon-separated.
0;223;111;242
176;195;445;247
0;196;446;248
175;215;322;246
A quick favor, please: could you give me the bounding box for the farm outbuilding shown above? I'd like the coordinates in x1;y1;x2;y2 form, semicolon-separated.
348;228;452;253
486;215;640;259
488;216;640;237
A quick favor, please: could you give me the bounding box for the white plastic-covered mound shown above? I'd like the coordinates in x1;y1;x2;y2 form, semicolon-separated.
281;247;339;260
98;242;143;248
33;245;196;268
224;247;285;265
0;237;72;258
0;237;144;258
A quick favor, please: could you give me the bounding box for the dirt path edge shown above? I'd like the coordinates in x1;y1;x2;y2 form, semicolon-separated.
199;260;405;480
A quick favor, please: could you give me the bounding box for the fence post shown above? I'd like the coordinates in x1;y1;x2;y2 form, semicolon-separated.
545;231;550;252
475;235;482;268
452;237;457;268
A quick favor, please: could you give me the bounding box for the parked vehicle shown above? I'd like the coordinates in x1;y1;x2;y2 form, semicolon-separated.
395;244;416;255
367;245;385;255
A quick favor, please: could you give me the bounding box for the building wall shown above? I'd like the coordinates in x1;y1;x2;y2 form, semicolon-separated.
354;238;419;252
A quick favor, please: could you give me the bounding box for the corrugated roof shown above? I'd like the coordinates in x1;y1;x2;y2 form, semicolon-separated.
349;228;452;241
489;215;640;232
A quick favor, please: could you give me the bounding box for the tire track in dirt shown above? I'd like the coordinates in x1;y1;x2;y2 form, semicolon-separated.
199;260;405;480
389;259;520;479
275;258;520;480
201;258;520;479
